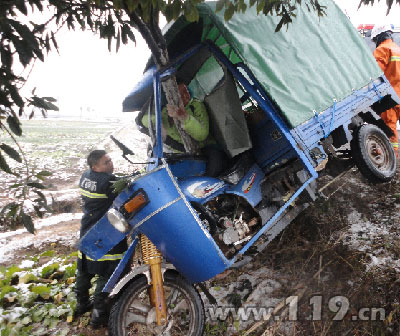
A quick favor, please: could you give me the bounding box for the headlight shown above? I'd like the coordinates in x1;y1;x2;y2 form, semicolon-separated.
107;209;130;233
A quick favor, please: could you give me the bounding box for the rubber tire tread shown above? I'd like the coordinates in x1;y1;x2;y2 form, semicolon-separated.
108;273;205;336
350;124;396;183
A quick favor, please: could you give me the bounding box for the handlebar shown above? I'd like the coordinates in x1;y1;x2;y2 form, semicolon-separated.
110;135;134;156
110;135;149;165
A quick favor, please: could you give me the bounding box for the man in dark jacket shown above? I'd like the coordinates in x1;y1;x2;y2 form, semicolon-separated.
74;150;127;328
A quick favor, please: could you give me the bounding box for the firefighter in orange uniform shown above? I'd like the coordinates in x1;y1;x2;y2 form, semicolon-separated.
372;24;400;157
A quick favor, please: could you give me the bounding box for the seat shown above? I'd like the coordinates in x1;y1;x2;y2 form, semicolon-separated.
203;63;252;158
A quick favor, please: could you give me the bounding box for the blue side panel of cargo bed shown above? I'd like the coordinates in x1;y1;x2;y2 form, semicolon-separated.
290;76;399;165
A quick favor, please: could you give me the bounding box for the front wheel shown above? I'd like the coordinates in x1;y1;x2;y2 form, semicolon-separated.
108;272;205;336
351;124;396;183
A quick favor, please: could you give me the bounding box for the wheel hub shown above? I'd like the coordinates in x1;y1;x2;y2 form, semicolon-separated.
366;135;390;169
145;307;172;334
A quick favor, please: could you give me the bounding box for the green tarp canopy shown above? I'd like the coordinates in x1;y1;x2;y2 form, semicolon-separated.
163;0;382;128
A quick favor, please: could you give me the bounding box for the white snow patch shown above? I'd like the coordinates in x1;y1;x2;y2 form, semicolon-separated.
1;307;28;323
0;213;82;239
19;260;35;269
0;214;81;264
344;208;400;272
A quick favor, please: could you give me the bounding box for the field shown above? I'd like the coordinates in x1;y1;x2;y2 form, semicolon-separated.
0;119;122;198
1;119;400;336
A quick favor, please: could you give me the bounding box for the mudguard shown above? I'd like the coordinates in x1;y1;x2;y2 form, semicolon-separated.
226;163;264;207
108;263;176;297
79;165;230;283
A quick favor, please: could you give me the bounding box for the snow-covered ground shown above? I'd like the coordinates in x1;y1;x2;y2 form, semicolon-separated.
0;213;82;264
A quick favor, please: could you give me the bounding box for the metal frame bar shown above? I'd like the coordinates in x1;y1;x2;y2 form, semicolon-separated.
103;235;139;293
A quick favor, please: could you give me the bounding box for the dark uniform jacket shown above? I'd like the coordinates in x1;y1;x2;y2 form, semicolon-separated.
78;169;127;277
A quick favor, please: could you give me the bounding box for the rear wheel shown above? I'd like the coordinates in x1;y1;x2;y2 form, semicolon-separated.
351;124;396;183
108;273;204;336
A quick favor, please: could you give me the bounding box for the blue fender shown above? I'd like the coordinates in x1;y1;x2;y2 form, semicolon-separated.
79;165;230;283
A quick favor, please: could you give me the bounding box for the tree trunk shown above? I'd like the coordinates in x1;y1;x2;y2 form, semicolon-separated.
128;10;199;154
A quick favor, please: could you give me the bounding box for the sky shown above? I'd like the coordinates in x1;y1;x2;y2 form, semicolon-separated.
23;28;152;118
22;1;400;118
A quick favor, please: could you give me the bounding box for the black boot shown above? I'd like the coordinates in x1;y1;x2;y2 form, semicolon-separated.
74;298;93;318
89;307;109;328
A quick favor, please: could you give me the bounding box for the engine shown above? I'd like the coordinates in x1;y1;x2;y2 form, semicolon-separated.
194;194;261;258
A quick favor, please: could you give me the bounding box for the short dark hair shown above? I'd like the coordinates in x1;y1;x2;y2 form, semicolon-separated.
87;150;107;168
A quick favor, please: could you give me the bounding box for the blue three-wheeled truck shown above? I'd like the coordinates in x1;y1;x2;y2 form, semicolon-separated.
79;1;400;334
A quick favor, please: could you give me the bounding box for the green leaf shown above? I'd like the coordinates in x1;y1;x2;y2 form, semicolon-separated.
19;273;38;284
6;265;21;278
184;1;199;22
21;212;35;234
15;0;28;15
29;96;59;111
34;206;44;218
113;0;123;10
0;202;16;216
126;0;139;12
51;32;58;51
33;47;44;62
63;264;77;279
108;35;112;52
112;178;129;194
121;25;128;44
31;285;50;298
3;203;20;219
41;97;57;102
1;46;13;69
40;250;55;257
37;170;52;177
8;84;25;108
116;29;121;52
126;28;136;44
0;143;22;163
224;1;235;21
41;263;59;278
21;316;32;325
0;151;12;174
27;182;46;189
172;0;182;19
0;285;17;300
6;115;22;136
256;0;266;13
9;19;39;51
216;0;226;12
32;189;47;205
57;327;70;336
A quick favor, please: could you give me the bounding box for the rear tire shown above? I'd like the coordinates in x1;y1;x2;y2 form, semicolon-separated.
351;124;396;183
108;273;204;336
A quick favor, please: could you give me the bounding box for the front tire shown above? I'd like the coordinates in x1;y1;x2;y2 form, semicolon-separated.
108;273;204;336
351;124;396;183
